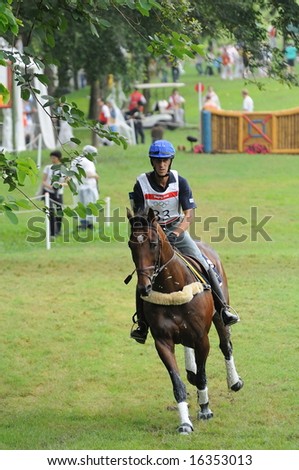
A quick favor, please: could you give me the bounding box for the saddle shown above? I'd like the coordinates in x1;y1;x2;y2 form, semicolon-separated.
175;251;222;287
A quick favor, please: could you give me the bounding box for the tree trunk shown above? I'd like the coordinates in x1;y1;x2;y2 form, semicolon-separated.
88;79;100;120
88;79;101;146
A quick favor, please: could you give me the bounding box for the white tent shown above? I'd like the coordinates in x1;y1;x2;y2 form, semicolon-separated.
105;95;135;145
0;38;56;152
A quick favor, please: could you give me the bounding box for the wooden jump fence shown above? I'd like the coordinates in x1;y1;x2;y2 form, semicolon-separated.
201;107;299;154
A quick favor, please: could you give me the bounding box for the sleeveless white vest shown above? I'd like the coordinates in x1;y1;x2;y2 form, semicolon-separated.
137;170;180;224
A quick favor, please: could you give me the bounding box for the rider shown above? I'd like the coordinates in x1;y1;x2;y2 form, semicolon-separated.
130;139;239;343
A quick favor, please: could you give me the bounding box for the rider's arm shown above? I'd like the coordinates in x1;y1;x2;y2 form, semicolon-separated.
171;208;194;237
171;176;197;237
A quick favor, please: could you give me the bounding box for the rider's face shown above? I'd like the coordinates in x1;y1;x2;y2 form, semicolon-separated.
151;158;171;177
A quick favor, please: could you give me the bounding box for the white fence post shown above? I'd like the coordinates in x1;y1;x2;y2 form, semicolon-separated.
37;134;42;169
44;191;51;250
104;196;111;228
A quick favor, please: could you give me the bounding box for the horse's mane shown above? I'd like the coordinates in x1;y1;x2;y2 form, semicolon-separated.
132;209;168;243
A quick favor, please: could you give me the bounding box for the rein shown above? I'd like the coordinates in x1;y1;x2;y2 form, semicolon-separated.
175;251;208;286
148;250;176;285
125;225;175;285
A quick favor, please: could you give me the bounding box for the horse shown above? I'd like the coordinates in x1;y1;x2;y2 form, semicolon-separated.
127;207;243;434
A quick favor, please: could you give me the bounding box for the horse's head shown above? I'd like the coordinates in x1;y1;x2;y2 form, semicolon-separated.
127;208;163;296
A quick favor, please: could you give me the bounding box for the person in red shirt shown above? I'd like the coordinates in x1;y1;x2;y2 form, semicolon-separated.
128;87;146;113
221;47;232;80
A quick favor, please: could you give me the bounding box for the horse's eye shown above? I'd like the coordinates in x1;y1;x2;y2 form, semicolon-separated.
150;240;158;249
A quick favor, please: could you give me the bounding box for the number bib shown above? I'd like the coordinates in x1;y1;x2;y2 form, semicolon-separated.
137;171;180;224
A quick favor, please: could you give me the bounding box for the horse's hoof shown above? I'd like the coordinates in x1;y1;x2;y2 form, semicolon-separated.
198;402;213;420
177;422;193;435
231;378;244;392
197;409;213;420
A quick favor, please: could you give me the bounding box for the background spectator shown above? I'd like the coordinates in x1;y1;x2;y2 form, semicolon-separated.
242;89;254;112
97;98;111;125
168;88;185;125
71;145;99;230
128;87;146;114
205;86;221;109
42;150;65;237
284;42;297;74
151;123;164;142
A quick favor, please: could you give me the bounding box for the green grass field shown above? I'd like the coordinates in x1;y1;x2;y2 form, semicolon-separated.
0;62;299;450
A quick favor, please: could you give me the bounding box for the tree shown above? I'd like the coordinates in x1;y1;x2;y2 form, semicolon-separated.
1;0;299;221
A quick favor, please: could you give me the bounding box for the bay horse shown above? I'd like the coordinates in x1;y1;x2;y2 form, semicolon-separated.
127;208;243;434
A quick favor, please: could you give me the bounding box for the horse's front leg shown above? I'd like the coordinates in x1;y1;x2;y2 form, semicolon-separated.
194;336;214;421
155;339;193;435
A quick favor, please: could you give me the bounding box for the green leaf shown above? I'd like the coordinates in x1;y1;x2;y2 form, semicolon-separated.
87;202;102;216
16;169;27;185
6;202;19;211
137;0;151;16
67;178;77;194
63;207;77;218
191;44;205;55
75;203;87;219
45;32;55;48
4;209;18;224
90;22;99;37
41;95;56;105
70;137;81;145
21;88;31;101
15;199;31;209
0;83;10;104
34;73;49;85
98;18;111;28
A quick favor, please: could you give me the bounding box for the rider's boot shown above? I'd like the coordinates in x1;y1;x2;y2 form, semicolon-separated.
207;266;240;326
130;291;149;344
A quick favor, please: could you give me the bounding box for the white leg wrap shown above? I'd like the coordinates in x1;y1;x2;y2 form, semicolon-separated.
197;387;209;405
225;356;240;388
184;347;197;374
177;401;192;426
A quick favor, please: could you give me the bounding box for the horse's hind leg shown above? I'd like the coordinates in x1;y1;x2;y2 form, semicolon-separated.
155;340;193;435
213;315;244;391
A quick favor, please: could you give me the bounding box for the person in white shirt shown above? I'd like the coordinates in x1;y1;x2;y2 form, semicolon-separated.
242;89;254;112
71;145;99;230
206;86;221;109
168;88;185;125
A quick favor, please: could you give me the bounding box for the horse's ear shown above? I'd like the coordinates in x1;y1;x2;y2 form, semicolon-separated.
127;207;133;220
148;208;157;224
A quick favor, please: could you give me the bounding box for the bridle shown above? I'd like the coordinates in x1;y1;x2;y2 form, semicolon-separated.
128;223;175;287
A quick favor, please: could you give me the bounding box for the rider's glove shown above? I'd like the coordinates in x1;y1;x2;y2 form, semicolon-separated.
168;231;178;246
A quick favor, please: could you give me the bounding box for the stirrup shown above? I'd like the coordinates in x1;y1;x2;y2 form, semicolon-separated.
132;312;138;324
221;307;240;326
130;325;148;344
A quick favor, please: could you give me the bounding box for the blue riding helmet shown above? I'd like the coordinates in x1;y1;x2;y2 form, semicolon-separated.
148;140;175;159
